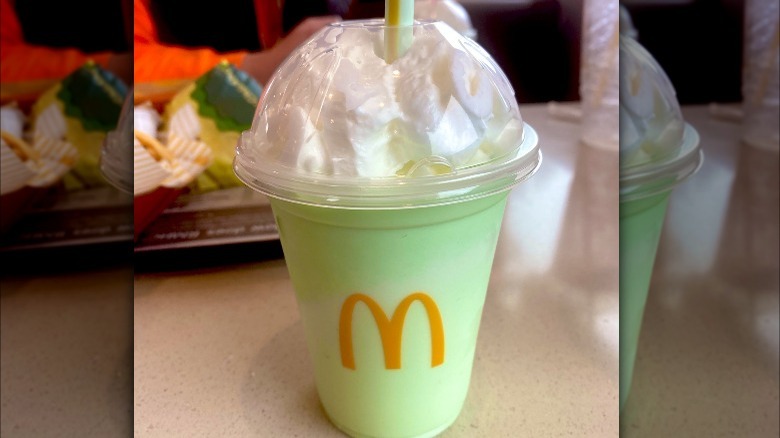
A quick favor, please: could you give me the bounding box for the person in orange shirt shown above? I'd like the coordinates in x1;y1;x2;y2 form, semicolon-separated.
134;0;341;85
0;0;132;85
0;0;133;234
0;0;132;104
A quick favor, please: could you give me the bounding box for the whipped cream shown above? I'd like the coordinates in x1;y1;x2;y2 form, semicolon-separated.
619;36;685;167
255;24;523;178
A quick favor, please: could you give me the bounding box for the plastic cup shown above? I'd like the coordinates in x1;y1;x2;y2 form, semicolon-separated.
235;19;541;438
100;90;134;195
271;192;507;438
619;135;702;410
619;36;703;411
619;191;670;409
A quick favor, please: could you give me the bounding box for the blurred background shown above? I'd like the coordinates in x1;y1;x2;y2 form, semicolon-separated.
621;0;744;104
617;0;779;436
1;0;133;437
131;0;594;266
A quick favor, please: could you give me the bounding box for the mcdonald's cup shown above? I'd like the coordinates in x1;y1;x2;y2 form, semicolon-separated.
234;19;541;438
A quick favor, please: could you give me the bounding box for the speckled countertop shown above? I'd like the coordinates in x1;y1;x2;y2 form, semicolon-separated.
1;266;133;437
3;104;776;437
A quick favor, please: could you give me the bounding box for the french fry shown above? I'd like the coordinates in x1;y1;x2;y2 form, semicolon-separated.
134;129;175;163
1;130;41;162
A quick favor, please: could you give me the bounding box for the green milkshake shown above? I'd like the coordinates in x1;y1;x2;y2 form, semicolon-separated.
273;193;507;438
619;35;703;411
235;19;541;438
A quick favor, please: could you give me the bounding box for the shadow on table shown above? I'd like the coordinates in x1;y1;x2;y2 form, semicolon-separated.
0;241;133;283
241;320;341;437
134;240;284;274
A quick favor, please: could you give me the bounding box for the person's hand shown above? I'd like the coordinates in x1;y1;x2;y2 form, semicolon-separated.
274;15;342;57
241;15;341;85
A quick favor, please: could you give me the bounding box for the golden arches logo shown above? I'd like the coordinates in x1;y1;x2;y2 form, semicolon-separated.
339;292;445;370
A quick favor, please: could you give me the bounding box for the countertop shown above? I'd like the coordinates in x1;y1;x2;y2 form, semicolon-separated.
0;261;133;437
5;103;774;437
133;102;620;437
621;105;780;436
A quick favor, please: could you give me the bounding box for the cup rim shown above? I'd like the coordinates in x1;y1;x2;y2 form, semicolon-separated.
234;124;541;210
619;122;703;202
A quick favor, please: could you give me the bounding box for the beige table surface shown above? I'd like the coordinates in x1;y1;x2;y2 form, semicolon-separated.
133;103;620;437
1;264;133;437
621;105;780;436
4;104;776;438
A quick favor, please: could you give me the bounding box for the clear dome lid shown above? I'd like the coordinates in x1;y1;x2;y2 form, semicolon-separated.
234;19;540;209
100;89;134;194
619;35;702;201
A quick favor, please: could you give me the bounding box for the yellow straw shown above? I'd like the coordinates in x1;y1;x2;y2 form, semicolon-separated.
385;0;414;63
